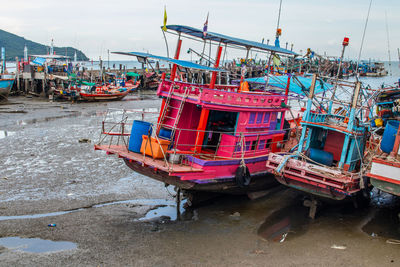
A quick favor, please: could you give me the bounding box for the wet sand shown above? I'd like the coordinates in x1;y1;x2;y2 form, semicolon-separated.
0;95;400;266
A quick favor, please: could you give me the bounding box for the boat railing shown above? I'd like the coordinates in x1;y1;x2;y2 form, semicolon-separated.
157;79;288;108
96;108;295;172
304;112;366;133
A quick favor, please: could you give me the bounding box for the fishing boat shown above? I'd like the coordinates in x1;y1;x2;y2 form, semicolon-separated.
359;61;388;77
0;75;15;101
367;83;400;196
123;72;141;92
266;39;374;218
95;24;298;199
266;76;369;200
79;85;129;101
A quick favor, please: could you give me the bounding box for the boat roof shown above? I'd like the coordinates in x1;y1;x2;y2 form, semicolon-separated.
165;25;297;56
112;51;227;72
245;75;332;96
30;55;70;59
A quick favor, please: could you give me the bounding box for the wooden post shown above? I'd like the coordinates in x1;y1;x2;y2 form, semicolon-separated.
391;125;400;157
41;63;46;97
15;57;20;91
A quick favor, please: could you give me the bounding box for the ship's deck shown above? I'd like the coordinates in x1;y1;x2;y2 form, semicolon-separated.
94;144;203;173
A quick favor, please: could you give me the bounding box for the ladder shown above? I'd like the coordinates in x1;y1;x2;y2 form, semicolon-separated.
159;84;191;143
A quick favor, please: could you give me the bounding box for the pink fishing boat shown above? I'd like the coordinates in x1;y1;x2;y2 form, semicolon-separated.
95;24;298;200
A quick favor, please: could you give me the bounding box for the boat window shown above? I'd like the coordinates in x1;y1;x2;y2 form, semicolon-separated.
234;143;241;152
265;139;272;149
245;141;251;151
249;112;256;124
251;140;258;150
256;112;263;124
263;113;270;123
202;110;239;151
258;139;266;150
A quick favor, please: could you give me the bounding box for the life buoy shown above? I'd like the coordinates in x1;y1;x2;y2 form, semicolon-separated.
235;165;251;187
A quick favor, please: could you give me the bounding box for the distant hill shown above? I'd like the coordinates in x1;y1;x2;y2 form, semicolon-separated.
0;29;89;61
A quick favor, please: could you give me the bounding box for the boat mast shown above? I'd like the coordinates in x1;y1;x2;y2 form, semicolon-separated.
356;0;373;79
328;37;349;113
398;48;400;68
275;0;283;48
50;39;54;55
385;11;392;76
24;45;28;62
0;47;4;74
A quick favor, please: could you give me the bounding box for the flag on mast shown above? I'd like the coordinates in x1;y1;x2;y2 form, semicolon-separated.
162;6;167;31
203;12;209;37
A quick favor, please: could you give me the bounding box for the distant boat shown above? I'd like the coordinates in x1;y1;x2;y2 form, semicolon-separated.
0;75;15;101
79;85;129;101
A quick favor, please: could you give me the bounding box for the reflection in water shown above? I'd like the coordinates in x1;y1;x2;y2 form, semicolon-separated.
362;208;400;240
257;199;311;242
362;190;400;240
0;130;15;139
0;237;77;253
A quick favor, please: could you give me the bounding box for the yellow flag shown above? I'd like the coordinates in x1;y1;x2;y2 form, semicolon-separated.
162;6;167;31
272;54;281;66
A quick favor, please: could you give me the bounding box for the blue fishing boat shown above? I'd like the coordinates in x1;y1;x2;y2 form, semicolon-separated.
0;75;15;100
266;76;369;202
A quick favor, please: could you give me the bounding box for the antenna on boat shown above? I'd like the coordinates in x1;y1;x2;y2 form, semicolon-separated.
24;45;28;62
50;39;54;55
328;37;349;113
356;0;373;80
275;0;283;48
385;11;392;76
398;48;400;69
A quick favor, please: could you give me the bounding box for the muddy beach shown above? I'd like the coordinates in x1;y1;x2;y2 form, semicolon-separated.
0;95;399;266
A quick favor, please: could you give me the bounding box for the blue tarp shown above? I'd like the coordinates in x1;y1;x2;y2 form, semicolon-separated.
32;57;46;66
112;51;227;72
245;75;332;96
165;25;297;56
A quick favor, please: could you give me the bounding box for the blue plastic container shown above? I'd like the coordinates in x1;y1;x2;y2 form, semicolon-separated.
380;120;400;153
307;148;334;166
159;128;172;140
128;120;152;152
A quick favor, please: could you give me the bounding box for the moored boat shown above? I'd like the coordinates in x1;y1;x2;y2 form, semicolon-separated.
79;87;129;101
366;83;400;196
0;75;15;101
95;24;299;198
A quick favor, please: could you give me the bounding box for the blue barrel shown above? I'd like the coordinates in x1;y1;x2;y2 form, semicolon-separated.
159;128;172;140
380;120;400;153
128;120;152;152
307;148;333;166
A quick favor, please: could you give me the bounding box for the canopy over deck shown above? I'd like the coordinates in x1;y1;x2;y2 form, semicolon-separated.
165;25;297;56
112;51;227;72
245;75;332;96
30;55;70;59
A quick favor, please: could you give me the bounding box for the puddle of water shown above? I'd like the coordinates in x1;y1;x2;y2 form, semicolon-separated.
16;112;83;125
362;207;400;240
0;130;15;139
0;198;180;222
135;202;186;222
137;205;177;221
0;237;76;253
0;210;81;221
0;110;27;114
257;201;311;242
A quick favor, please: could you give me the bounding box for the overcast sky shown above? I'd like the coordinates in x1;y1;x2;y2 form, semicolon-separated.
1;0;398;61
